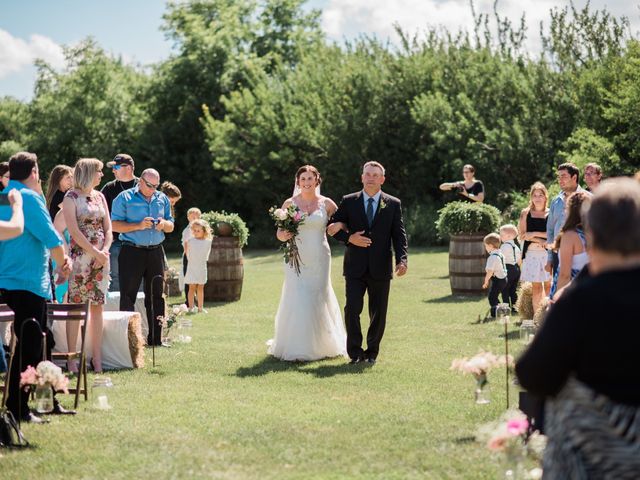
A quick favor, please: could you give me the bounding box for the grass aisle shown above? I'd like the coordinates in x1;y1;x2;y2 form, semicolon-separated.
2;248;525;479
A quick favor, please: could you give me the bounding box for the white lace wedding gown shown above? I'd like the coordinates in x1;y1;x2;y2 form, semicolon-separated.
268;199;347;361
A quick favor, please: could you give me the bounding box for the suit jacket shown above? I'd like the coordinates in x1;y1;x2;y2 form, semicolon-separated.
331;191;408;280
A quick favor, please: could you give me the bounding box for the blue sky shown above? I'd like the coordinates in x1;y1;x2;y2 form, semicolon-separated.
0;0;174;99
1;1;638;100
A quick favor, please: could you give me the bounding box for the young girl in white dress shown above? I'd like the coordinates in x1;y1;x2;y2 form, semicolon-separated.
184;219;212;313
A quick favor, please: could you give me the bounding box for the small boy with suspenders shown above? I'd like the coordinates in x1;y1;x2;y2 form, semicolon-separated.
500;224;522;311
482;233;508;317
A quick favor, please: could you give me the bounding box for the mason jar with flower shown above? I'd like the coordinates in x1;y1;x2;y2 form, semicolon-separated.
450;351;513;404
20;361;70;413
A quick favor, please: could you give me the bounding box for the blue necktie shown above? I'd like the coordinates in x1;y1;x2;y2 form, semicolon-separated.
366;197;375;227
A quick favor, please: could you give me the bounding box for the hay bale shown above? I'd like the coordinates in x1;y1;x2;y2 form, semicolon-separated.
515;282;534;320
127;313;145;368
533;297;550;329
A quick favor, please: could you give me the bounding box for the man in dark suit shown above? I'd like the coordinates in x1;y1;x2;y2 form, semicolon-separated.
329;161;408;364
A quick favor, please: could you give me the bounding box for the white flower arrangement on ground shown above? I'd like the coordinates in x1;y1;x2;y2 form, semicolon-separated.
159;303;189;332
450;350;513;384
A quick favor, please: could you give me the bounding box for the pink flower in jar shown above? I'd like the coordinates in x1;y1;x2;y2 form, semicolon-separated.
506;418;528;436
85;282;94;291
20;365;38;388
487;435;507;452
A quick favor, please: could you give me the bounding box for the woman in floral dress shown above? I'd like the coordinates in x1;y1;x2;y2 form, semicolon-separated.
63;158;112;373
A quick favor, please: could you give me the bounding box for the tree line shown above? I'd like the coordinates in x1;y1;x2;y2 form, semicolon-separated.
1;0;639;248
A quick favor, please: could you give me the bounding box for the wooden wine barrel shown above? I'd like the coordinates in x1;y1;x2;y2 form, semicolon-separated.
204;237;244;302
448;234;487;296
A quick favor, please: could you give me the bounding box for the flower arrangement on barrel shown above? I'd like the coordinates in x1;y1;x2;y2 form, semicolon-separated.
269;204;306;275
20;361;70;413
450;351;513;404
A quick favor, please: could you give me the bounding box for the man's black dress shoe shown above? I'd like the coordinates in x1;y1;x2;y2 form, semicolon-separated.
22;412;49;424
365;357;376;365
349;356;363;364
51;403;76;415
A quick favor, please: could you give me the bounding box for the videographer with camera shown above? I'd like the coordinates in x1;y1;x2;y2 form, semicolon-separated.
439;164;485;203
111;168;174;347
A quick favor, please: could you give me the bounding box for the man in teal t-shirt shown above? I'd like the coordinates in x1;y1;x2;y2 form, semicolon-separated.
0;152;73;422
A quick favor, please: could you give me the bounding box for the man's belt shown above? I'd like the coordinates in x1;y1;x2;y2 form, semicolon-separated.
121;241;161;250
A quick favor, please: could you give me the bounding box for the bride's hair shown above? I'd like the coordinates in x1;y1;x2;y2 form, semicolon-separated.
295;165;322;186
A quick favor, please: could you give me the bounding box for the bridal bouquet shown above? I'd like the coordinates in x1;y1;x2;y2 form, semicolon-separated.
269;204;306;275
20;360;69;393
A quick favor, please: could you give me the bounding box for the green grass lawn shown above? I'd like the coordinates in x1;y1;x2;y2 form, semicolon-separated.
2;248;527;479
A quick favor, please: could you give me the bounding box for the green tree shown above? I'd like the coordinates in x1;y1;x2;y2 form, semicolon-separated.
141;0;323;246
0;96;29;151
27;39;149;174
0;140;26;162
602;40;640;170
559;127;621;175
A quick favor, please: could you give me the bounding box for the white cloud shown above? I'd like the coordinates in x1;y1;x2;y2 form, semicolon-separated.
320;0;640;53
0;29;65;79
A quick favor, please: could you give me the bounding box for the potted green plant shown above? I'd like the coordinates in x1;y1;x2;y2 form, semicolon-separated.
436;201;501;296
201;211;249;247
201;211;249;302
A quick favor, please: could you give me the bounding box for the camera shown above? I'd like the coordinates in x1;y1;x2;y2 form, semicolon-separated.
152;218;161;225
455;183;464;193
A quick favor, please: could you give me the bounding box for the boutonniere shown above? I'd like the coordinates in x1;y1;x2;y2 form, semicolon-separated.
379;198;387;210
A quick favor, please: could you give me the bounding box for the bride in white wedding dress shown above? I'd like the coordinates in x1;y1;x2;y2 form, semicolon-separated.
267;165;347;361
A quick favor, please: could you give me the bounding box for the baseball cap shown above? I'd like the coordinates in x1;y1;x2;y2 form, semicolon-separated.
106;154;134;168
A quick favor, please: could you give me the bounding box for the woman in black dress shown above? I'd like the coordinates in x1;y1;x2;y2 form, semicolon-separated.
45;164;74;219
439;164;485;203
516;178;640;479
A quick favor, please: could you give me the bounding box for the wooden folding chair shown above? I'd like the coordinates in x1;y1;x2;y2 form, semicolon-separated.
0;304;15;408
48;302;90;408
